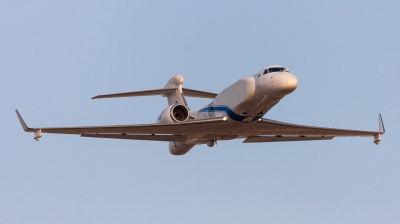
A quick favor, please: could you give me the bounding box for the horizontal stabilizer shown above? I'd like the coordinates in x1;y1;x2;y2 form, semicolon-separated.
92;88;177;99
182;88;218;98
243;136;334;143
92;88;218;99
81;133;187;142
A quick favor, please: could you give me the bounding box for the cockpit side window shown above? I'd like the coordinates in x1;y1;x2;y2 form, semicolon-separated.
263;69;268;75
268;67;285;73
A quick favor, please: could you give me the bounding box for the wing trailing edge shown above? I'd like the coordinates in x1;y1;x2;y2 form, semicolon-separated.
243;136;334;143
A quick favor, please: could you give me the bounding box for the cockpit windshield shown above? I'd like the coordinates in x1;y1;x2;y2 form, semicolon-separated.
268;67;285;73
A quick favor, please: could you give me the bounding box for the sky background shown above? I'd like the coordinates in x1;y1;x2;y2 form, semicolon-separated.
1;0;400;223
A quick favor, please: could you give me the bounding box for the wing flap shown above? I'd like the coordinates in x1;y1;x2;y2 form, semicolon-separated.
243;136;334;143
81;134;187;142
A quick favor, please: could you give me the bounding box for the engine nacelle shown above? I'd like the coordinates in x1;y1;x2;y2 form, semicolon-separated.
156;104;190;123
157;104;192;155
169;142;195;155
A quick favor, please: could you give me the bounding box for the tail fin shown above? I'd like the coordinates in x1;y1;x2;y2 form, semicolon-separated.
164;75;187;106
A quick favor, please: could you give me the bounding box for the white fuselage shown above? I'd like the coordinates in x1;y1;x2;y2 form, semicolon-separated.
191;66;298;122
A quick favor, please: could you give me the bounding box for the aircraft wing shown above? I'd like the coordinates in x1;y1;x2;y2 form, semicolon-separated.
16;109;384;144
16;110;230;141
241;116;385;144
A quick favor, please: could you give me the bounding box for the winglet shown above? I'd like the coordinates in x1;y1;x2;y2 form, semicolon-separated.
379;114;385;134
15;110;34;132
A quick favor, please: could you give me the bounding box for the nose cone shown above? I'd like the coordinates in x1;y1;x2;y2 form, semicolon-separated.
285;75;298;91
268;73;298;97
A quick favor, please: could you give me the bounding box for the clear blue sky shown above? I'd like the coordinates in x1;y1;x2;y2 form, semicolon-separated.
1;1;399;223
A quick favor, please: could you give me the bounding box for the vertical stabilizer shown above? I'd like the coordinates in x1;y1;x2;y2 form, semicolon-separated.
164;75;188;106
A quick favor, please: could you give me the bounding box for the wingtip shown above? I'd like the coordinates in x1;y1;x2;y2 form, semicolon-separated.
15;109;33;132
379;114;385;134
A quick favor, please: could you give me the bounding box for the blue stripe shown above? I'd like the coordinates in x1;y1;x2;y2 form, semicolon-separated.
199;105;263;122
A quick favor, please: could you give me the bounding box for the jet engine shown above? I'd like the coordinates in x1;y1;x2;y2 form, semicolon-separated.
156;104;190;123
155;104;193;155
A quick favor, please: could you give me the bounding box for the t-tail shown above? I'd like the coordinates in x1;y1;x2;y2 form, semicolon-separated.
90;74;218;155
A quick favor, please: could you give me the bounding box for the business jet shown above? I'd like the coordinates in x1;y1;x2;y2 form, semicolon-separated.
16;65;385;155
